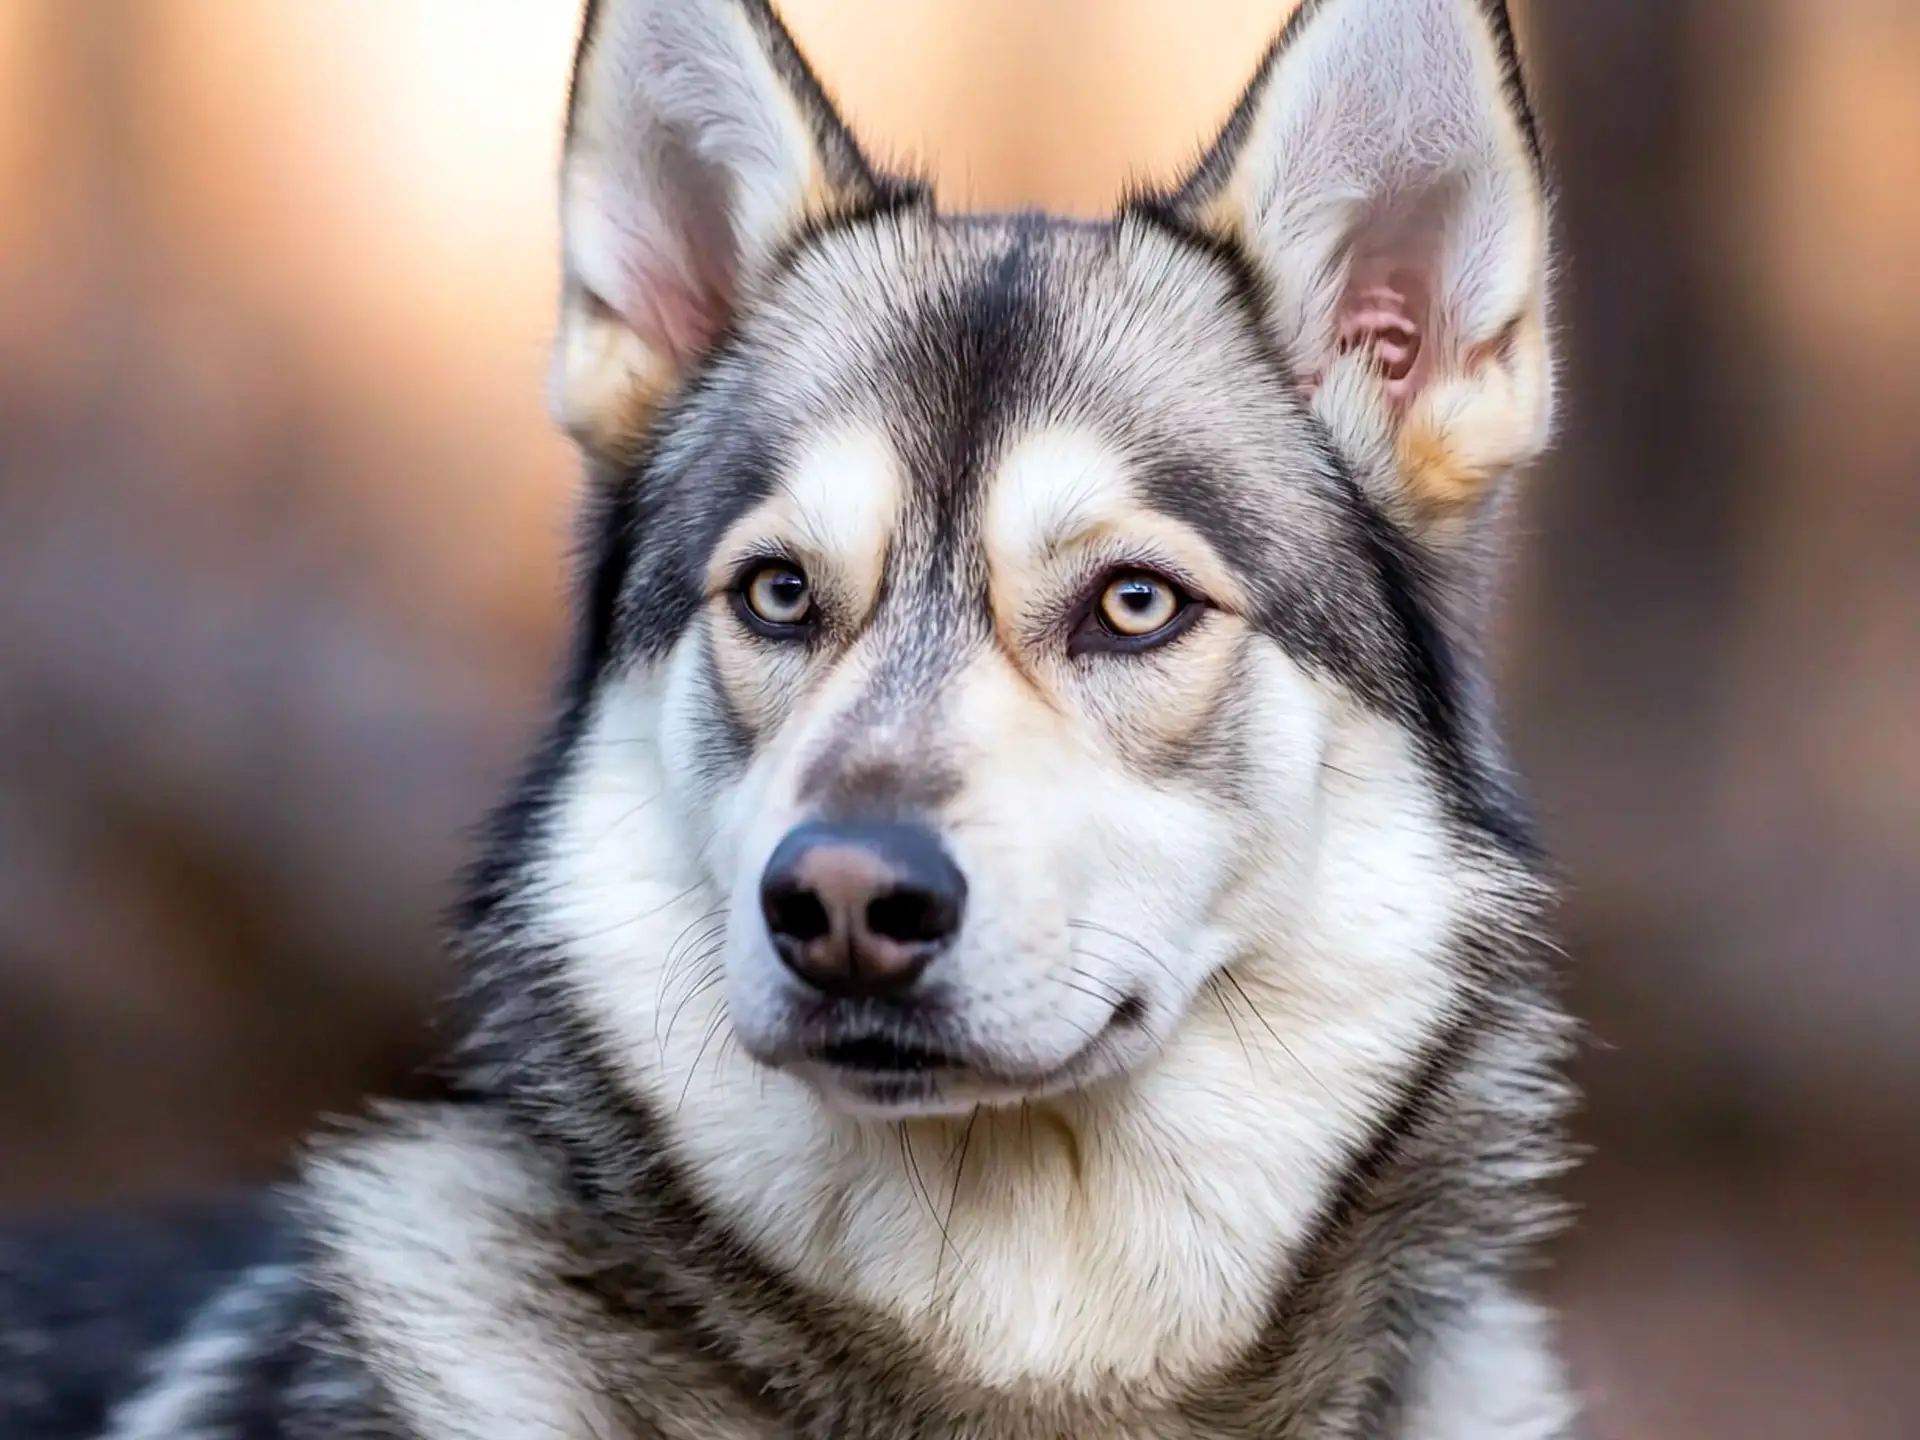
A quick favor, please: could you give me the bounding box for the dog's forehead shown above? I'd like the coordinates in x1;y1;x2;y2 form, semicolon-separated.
731;212;1347;565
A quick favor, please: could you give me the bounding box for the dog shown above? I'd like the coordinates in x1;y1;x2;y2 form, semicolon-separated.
0;0;1577;1434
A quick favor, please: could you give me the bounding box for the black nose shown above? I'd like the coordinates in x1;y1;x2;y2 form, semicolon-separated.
759;821;966;998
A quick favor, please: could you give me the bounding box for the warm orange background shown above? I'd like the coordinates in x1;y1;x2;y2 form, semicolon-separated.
2;3;1915;1437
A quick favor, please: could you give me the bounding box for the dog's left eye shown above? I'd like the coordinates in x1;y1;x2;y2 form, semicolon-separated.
1072;570;1200;654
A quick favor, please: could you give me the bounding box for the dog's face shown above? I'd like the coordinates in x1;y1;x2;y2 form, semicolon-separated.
662;217;1375;1118
529;0;1550;1125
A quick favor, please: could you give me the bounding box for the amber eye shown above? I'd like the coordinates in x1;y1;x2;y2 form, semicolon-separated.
1097;573;1182;638
1070;569;1204;656
740;563;813;630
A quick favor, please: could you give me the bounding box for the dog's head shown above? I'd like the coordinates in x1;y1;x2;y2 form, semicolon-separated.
514;0;1551;1125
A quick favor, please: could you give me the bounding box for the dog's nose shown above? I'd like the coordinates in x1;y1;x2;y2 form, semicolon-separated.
759;821;966;998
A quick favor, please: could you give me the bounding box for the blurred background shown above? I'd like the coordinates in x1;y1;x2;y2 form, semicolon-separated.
0;1;1913;1435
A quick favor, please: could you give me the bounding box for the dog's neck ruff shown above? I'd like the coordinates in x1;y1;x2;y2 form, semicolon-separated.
517;685;1487;1399
308;981;1572;1440
295;695;1575;1438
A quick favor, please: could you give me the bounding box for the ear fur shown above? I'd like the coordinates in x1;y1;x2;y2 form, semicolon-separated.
1149;0;1553;534
554;0;918;459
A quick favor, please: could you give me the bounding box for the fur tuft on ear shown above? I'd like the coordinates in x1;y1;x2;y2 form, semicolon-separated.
554;0;919;459
1150;0;1553;530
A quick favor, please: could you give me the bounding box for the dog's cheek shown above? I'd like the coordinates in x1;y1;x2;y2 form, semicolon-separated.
1058;647;1334;1007
934;647;1241;1003
647;629;766;887
1072;615;1246;775
1069;775;1239;999
701;610;812;745
1213;646;1337;860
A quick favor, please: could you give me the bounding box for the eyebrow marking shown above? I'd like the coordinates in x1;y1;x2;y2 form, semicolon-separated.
983;426;1132;566
777;423;903;564
983;426;1253;629
706;422;904;619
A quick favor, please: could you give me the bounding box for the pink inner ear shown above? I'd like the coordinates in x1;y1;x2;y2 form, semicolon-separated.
1300;261;1437;410
1336;263;1435;408
611;176;739;374
637;266;729;369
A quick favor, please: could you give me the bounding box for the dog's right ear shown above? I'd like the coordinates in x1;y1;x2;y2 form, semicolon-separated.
554;0;910;459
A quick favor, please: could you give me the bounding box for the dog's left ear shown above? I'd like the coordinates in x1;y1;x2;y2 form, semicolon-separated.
1156;0;1552;534
554;0;911;460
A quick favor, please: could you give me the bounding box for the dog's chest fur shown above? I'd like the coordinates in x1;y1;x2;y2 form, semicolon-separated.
279;1078;1572;1440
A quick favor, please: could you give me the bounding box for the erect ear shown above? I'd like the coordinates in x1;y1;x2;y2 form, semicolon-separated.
1158;0;1552;533
554;0;914;459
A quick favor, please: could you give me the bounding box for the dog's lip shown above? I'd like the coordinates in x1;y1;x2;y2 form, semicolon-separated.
811;1033;957;1074
789;992;1149;1090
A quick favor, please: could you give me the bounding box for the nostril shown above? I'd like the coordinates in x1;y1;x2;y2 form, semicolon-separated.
865;887;959;946
760;821;966;996
764;882;832;944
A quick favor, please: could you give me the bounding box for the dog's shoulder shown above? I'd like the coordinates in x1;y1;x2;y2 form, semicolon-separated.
297;1100;677;1440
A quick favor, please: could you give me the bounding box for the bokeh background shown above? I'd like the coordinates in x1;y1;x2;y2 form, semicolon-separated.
1;1;1914;1435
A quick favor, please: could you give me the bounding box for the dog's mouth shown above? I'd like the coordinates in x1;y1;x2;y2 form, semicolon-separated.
780;994;1150;1116
814;1034;956;1074
787;1027;961;1115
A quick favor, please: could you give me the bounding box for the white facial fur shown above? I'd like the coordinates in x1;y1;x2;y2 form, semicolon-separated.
714;426;1293;1100
526;414;1523;1398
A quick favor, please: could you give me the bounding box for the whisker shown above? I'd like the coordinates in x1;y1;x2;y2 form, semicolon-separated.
674;1005;731;1115
657;917;726;993
563;881;709;946
602;790;665;834
1068;919;1180;987
658;962;726;1061
1217;967;1339;1106
1061;961;1127;1006
654;908;729;1052
1207;973;1257;1081
934;1108;979;1308
898;1125;954;1274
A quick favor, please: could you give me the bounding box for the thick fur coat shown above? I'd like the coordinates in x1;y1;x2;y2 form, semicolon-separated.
0;1;1578;1435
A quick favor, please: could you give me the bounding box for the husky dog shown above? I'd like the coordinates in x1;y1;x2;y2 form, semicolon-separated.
0;0;1577;1434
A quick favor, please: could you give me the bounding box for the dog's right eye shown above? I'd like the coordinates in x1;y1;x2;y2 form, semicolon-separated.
736;562;815;636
